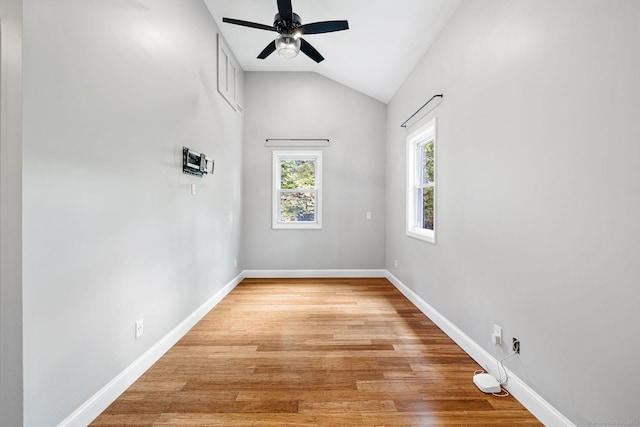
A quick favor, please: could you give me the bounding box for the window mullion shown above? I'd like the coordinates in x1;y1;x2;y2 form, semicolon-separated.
279;189;316;194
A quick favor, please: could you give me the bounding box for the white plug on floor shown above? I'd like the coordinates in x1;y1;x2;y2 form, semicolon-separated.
473;372;501;394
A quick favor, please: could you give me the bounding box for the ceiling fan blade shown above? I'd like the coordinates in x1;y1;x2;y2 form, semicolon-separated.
299;38;324;63
277;0;293;23
222;17;276;32
299;20;349;35
257;41;277;59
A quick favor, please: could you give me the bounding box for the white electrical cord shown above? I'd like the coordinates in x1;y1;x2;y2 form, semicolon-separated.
493;388;510;398
495;350;518;384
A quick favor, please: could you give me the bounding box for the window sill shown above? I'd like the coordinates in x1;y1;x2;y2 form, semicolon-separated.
273;222;322;230
406;228;436;244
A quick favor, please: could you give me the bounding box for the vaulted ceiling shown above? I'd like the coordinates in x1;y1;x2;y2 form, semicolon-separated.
204;0;461;103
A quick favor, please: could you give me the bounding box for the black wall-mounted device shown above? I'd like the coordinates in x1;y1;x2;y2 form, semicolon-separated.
183;147;214;177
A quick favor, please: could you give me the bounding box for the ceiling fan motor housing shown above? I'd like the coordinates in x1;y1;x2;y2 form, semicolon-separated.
274;12;301;33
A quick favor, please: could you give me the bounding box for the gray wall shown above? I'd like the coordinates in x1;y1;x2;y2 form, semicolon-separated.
22;1;243;425
243;72;386;270
386;0;640;425
0;0;24;425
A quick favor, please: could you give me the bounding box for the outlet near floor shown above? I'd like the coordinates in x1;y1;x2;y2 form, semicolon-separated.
135;319;144;339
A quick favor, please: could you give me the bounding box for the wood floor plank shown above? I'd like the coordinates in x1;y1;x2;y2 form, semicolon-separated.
90;278;542;426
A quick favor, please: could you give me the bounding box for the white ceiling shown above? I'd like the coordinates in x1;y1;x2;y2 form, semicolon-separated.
204;0;461;103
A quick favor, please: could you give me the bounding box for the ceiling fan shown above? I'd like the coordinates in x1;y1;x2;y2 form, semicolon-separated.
222;0;349;63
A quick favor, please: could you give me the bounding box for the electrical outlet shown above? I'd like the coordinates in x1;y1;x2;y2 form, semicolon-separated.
492;324;503;345
512;337;520;354
135;319;144;339
394;259;398;268
234;259;238;268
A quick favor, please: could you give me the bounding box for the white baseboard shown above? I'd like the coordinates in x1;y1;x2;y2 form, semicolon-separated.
385;271;575;427
243;269;387;278
58;272;245;427
59;269;573;427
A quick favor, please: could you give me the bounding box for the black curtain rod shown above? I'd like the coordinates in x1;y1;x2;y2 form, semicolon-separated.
400;94;444;128
265;139;330;142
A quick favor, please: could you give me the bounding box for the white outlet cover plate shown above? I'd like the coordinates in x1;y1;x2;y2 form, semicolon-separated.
492;324;502;345
135;319;144;338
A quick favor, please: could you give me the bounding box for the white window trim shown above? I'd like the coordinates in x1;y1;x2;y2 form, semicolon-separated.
272;151;323;230
406;118;436;243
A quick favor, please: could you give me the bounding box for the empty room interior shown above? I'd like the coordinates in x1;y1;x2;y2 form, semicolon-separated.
1;0;639;426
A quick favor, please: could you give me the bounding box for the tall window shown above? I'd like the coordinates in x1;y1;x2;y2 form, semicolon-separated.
406;118;436;243
272;151;322;229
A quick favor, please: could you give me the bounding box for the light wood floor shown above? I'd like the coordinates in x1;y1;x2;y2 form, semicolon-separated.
91;278;542;426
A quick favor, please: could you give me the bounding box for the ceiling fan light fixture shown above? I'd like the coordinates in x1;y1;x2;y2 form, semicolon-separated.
275;34;301;59
222;0;349;63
